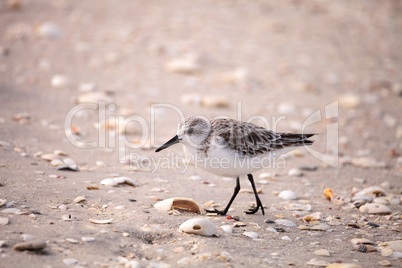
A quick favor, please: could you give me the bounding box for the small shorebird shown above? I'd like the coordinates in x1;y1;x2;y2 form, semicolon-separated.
155;116;315;215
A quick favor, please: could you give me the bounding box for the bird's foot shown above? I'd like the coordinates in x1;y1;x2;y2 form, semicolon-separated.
245;203;265;215
205;209;227;216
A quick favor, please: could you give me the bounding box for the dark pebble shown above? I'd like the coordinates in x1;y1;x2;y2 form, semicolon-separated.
129;199;137;202
367;222;379;228
298;166;318;171
265;219;275;224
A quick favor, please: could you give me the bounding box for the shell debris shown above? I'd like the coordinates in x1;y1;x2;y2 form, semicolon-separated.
179;218;217;237
154;197;204;214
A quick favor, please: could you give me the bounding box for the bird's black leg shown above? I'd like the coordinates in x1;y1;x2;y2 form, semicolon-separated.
245;174;265;215
206;176;240;216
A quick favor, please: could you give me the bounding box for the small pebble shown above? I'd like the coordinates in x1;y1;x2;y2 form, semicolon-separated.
14;240;46;251
63;258;78;266
366;222;379;228
37;22;63;39
65;238;79;244
0;217;9;225
314;249;330;257
165;54;201;75
378;260;392;267
281;236;292;242
81;237;95;242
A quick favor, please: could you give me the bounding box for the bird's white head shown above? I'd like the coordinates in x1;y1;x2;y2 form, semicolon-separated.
155;116;211;152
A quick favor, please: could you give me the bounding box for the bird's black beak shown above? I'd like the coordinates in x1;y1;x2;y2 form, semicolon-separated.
155;135;180;152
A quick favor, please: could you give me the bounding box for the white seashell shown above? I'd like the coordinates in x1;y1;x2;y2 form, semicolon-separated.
154;197;204;214
189;175;202;181
89;218;112;224
359;203;391;215
243;232;259;239
275;219;297;227
51;75;68;88
179;218;217;237
288;168;303;177
350;238;374;245
63;158;77;168
103;177;138;187
112;177;137;187
310;224;330;231
100;178;118;186
278;190;298;200
354;186;384;196
114;206;125;210
220;225;233;233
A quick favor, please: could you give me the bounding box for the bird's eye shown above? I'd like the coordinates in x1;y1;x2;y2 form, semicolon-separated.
187;128;194;134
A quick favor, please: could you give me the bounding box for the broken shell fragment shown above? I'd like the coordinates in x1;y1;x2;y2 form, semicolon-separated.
243;231;259;239
100;177;137;187
179;218;217;237
323;188;334;199
350;238;374;245
220;225;233;233
154;197;204;214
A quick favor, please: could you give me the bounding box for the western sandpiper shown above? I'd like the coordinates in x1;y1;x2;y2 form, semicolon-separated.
155;116;315;215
